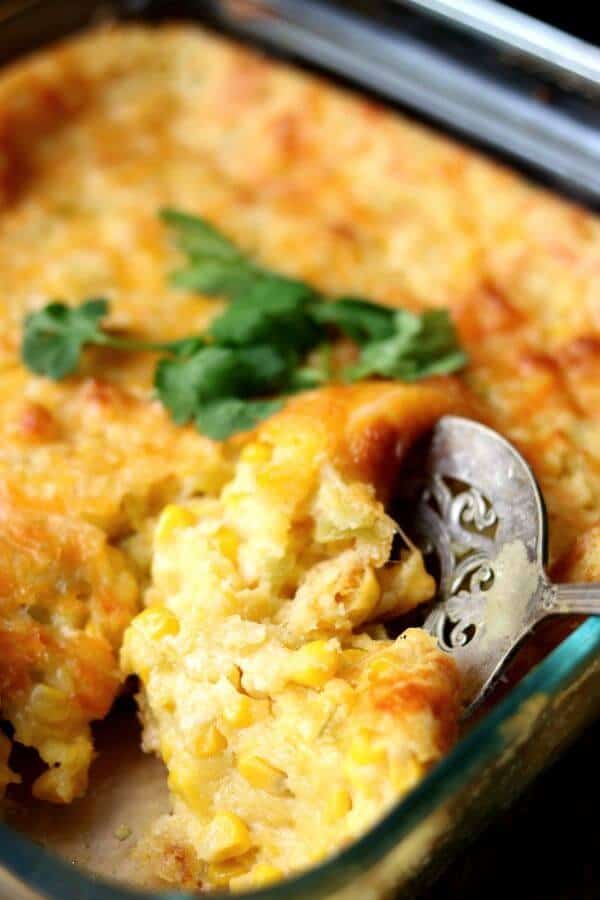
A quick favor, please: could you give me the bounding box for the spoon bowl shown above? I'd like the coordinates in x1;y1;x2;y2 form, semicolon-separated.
403;416;600;711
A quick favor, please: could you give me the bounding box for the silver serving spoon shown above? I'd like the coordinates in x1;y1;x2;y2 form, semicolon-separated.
403;416;600;712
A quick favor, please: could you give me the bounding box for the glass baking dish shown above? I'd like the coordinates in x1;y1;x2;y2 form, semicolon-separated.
0;1;598;898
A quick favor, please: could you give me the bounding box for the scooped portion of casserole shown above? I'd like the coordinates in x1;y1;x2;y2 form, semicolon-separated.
121;383;465;890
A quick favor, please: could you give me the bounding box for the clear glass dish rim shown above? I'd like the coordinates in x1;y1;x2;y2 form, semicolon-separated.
1;617;598;900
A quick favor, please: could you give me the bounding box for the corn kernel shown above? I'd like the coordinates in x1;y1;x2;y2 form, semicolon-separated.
227;666;242;689
308;845;329;864
325;677;355;708
288;640;340;689
33;768;70;804
340;648;367;672
28;684;70;726
159;733;175;764
222;694;268;729
195;723;228;757
215;526;239;561
390;757;423;794
346;566;380;622
377;550;436;616
123;642;149;682
340;647;367;684
132;605;180;641
168;765;208;815
367;655;398;680
167;767;191;801
223;694;253;728
32;736;92;803
324;787;352;822
207;858;253;887
222;490;246;511
237;755;285;793
249;864;283;886
347;730;385;766
205;812;252;863
155;504;196;543
240;441;272;465
123;606;178;679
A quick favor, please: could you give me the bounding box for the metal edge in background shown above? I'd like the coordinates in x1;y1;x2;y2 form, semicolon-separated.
208;0;600;204
0;0;599;202
398;0;600;92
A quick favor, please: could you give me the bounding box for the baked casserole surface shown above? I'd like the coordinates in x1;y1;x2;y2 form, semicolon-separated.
0;23;598;891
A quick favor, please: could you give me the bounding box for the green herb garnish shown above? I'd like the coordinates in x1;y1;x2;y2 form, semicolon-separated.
196;398;284;441
209;283;319;353
22;299;109;380
287;344;333;392
22;298;202;380
160;209;242;262
21;210;467;438
155;344;291;427
161;208;308;306
345;309;468;382
311;296;396;343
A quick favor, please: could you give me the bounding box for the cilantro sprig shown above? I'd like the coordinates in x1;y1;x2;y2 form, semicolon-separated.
21;209;467;439
345;309;468;382
22;298;202;380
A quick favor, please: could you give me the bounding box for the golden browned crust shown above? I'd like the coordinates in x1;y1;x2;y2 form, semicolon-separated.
0;369;230;534
0;498;138;801
237;379;475;500
552;525;600;583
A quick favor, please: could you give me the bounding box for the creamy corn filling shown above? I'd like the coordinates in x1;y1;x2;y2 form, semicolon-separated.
122;414;461;890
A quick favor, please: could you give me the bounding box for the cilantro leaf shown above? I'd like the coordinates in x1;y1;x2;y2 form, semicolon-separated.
162;209;320;319
196;398;283;440
311;297;396;343
235;344;294;393
154;346;245;424
154;344;292;426
160;209;241;262
169;259;261;297
161;207;262;297
286;344;332;392
241;275;316;308
22;298;109;379
165;335;206;358
345;309;467;382
408;310;468;375
209;278;321;352
22;298;206;380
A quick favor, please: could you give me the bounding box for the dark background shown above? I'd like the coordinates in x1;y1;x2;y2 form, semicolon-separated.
505;2;599;43
418;4;599;898
420;720;599;899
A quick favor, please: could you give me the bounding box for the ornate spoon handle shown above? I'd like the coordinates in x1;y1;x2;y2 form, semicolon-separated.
543;582;600;616
409;416;600;710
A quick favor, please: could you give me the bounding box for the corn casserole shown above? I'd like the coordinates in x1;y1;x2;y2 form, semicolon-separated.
0;22;598;893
